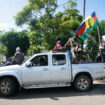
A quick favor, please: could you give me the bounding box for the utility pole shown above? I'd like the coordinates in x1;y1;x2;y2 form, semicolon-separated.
82;0;86;53
83;0;86;20
83;0;90;61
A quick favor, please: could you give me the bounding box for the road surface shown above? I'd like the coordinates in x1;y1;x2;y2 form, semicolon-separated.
0;81;105;105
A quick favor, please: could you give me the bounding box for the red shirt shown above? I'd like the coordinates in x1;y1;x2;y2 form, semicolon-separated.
53;44;63;50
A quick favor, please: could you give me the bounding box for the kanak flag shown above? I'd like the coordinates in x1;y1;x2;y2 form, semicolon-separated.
76;12;98;40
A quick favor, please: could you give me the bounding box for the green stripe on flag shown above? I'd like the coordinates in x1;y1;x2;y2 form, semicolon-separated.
80;21;98;40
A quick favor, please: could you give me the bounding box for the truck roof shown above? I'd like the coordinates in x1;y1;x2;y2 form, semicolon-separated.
23;52;68;65
31;52;67;59
34;52;67;56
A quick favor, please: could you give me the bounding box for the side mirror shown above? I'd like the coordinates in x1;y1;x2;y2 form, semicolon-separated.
26;61;32;67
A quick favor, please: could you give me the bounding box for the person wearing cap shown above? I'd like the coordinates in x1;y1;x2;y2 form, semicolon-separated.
12;47;24;65
53;40;63;51
56;36;64;47
101;35;105;49
51;36;64;52
96;35;105;62
64;34;79;63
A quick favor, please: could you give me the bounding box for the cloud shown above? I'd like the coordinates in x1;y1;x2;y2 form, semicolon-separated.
0;23;7;27
0;21;28;32
0;23;9;30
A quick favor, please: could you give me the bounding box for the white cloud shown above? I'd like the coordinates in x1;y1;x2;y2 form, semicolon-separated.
0;23;10;31
0;22;28;32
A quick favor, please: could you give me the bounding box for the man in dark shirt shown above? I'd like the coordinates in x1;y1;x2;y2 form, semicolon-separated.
12;47;24;65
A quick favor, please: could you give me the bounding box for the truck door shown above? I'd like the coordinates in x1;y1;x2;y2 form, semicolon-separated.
22;55;51;85
51;54;70;83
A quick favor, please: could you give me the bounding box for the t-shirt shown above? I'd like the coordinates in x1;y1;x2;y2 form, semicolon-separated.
13;52;24;64
53;44;63;50
66;38;77;48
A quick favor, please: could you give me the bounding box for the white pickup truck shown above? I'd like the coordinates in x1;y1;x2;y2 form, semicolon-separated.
0;52;105;96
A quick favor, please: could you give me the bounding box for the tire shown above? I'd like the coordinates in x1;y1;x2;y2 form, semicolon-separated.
73;75;93;92
0;78;18;96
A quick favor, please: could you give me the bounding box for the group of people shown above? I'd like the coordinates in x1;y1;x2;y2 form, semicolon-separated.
13;35;79;65
52;34;105;63
13;34;78;65
52;34;79;63
9;34;105;65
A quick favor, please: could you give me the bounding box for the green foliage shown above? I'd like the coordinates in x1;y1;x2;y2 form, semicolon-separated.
67;0;77;9
99;20;105;36
14;4;32;26
0;42;7;55
85;20;105;61
86;37;99;61
14;0;57;26
0;30;30;57
27;31;42;55
14;0;82;52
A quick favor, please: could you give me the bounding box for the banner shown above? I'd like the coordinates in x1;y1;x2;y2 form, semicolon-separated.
76;12;98;40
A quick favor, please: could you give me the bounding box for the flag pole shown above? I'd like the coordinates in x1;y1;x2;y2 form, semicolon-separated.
83;0;86;20
97;26;101;44
81;0;86;52
97;26;103;62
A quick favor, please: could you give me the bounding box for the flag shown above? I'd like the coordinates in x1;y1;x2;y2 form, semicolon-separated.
76;12;98;40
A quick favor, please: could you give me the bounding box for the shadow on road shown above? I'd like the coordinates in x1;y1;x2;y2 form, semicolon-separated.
0;83;105;100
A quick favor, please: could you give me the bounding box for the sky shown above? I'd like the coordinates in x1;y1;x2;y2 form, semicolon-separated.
0;0;28;31
0;0;105;31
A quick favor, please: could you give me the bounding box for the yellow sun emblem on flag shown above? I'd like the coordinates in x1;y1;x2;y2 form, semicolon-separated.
85;17;95;29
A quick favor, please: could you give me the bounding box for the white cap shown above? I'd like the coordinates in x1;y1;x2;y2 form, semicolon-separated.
16;47;21;52
102;35;105;41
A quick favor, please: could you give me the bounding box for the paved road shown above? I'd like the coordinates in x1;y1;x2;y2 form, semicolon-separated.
0;81;105;105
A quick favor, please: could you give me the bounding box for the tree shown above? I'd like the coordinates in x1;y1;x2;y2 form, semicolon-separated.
84;20;105;61
0;42;7;55
27;31;42;55
41;0;82;49
99;20;105;37
0;30;30;57
14;0;57;26
14;0;82;52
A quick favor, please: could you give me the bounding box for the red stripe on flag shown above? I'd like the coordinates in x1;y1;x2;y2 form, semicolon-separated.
93;15;97;21
77;24;86;37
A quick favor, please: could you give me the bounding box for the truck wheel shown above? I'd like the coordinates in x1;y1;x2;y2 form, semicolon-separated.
0;78;18;96
74;75;92;92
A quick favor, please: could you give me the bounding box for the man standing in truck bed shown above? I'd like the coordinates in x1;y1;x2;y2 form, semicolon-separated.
64;34;79;62
12;47;24;65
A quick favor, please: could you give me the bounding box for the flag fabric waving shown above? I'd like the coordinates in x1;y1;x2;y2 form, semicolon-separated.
76;12;98;40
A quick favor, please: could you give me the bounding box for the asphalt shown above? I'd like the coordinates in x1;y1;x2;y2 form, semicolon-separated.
0;81;105;105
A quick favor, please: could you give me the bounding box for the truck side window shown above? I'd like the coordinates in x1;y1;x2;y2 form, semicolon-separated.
52;55;66;66
31;55;48;66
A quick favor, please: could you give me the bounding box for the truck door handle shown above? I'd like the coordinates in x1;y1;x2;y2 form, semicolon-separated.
61;67;65;70
43;68;48;71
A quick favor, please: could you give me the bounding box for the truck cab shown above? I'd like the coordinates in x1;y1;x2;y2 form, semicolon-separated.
22;53;71;87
